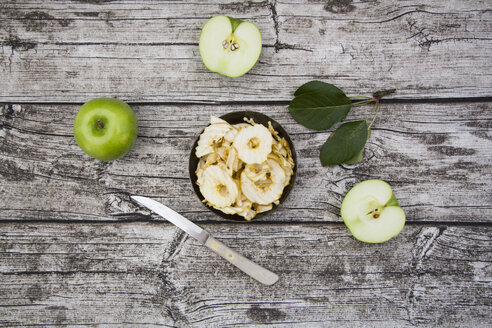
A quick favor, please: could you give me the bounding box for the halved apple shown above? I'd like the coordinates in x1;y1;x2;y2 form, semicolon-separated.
199;15;262;78
341;179;405;243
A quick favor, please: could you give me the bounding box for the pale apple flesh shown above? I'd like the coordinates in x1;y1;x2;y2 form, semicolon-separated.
341;180;405;243
199;15;262;78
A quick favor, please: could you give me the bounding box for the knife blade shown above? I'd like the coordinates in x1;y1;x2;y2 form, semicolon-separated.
131;196;279;286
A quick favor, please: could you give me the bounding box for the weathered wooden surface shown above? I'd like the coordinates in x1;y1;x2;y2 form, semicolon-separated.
1;0;492;326
1;102;491;223
1;222;491;327
1;0;491;102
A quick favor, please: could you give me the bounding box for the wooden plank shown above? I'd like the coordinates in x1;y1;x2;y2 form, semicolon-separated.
0;1;491;102
1;102;491;223
0;222;491;327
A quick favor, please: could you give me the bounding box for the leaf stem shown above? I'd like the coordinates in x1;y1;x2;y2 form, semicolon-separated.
365;101;377;121
352;98;376;107
368;101;380;129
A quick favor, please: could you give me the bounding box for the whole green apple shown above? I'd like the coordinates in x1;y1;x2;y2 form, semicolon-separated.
73;98;138;161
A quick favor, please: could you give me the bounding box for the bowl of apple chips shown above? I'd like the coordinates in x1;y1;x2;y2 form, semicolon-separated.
189;111;297;221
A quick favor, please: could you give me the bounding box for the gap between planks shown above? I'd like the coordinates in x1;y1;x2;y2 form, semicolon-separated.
0;219;491;227
1;96;492;106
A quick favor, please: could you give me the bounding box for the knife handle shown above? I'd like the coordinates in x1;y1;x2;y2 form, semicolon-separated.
205;236;279;286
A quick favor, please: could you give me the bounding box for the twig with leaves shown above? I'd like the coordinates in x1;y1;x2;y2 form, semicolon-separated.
288;81;395;166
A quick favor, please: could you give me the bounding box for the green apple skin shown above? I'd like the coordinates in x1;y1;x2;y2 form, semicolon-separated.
340;179;405;243
73;98;138;161
199;15;262;78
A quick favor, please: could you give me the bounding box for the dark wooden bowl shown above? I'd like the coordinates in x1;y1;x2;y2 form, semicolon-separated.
189;111;297;221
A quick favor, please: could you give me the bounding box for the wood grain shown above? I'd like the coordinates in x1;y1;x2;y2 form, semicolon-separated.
0;1;491;102
1;1;491;326
1;222;491;327
1;102;491;223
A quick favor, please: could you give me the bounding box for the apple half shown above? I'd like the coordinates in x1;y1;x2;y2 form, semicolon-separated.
199;15;262;78
341;179;405;243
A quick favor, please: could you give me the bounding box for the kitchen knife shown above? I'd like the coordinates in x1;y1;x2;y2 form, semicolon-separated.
131;196;279;286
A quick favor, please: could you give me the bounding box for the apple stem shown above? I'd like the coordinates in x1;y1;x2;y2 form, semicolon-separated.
96;119;105;130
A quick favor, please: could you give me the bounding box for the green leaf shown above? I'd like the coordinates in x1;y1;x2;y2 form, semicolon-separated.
320;120;368;166
344;149;364;165
294;80;336;96
343;129;371;165
288;81;352;130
